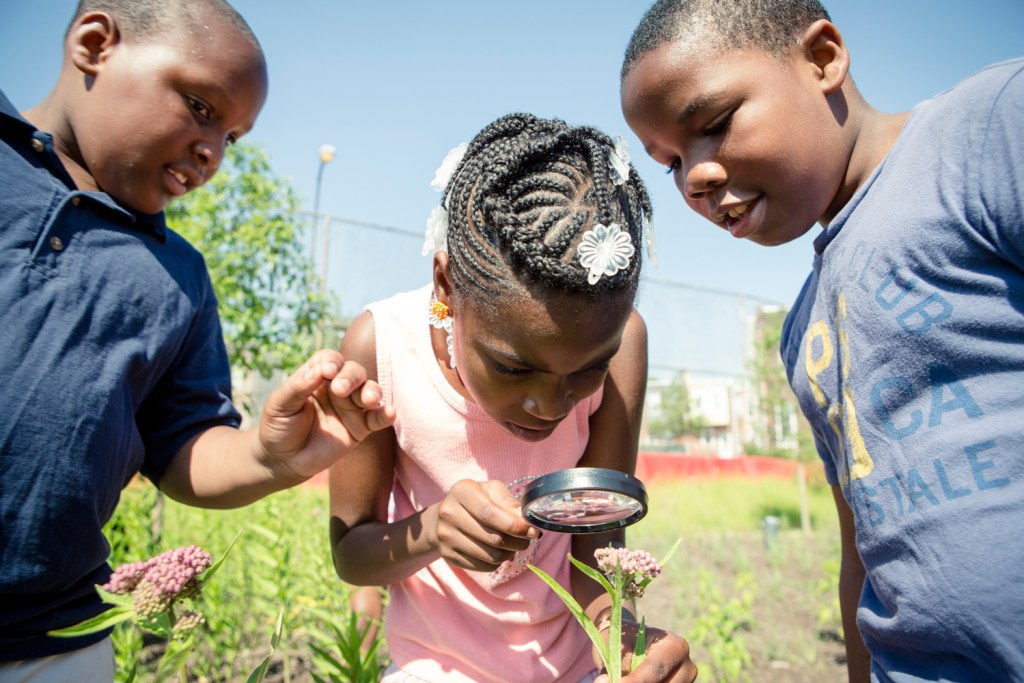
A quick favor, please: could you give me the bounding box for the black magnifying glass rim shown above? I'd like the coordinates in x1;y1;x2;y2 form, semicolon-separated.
521;467;649;533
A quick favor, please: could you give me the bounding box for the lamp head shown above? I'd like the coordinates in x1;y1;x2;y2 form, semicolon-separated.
319;144;336;165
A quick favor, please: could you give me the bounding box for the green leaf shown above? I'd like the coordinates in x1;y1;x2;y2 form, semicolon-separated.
199;531;241;589
135;610;174;640
48;605;135;637
246;608;285;683
528;564;610;672
632;616;647;670
567;553;613;594
95;585;136;610
154;635;194;683
659;537;683;567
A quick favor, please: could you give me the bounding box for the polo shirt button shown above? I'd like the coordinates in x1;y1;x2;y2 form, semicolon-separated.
71;197;81;206
31;138;45;153
49;236;64;252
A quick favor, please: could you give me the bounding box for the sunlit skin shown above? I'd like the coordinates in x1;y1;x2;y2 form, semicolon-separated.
329;247;697;680
622;19;910;683
621;20;906;246
24;10;267;215
434;265;635;444
9;9;394;510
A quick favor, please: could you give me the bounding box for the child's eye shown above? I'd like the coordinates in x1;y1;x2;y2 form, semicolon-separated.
493;362;530;377
185;95;212;119
704;110;734;136
665;158;681;174
226;133;239;146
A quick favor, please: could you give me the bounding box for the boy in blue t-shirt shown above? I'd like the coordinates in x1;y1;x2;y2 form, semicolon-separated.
621;1;1023;681
0;0;395;677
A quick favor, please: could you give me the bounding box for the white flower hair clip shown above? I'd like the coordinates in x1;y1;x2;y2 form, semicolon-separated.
422;205;449;256
643;215;658;268
423;142;469;256
577;222;636;285
431;141;469;193
608;134;631;186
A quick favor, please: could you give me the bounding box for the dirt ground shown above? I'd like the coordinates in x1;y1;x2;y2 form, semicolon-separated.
636;531;849;683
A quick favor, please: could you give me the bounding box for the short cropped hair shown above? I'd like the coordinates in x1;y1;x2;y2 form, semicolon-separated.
439;113;653;303
67;0;260;50
622;0;831;80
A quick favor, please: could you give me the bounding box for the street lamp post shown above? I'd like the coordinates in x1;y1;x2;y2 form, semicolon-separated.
313;144;335;349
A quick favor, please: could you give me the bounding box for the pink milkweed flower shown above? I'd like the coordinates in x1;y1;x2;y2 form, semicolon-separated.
104;545;212;615
594;547;661;599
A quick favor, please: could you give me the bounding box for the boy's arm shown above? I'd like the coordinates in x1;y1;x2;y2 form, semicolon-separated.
159;349;395;508
833;484;871;683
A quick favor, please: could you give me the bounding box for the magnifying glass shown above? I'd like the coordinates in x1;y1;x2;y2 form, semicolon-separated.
521;467;648;534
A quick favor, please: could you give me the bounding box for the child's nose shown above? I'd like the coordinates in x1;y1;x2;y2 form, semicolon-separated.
192;140;224;175
523;384;575;422
684;159;727;200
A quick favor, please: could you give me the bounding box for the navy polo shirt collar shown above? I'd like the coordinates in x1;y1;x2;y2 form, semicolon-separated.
0;89;168;241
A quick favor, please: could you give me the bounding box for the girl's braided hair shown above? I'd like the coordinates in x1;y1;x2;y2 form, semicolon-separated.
438;113;652;303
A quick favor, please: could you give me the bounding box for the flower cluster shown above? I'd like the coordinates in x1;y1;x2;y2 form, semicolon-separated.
531;541;676;682
594;547;661;599
104;545;211;619
171;611;206;639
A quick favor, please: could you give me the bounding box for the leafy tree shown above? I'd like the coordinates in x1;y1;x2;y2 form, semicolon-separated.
166;142;325;380
648;374;706;443
748;307;815;531
748;308;811;458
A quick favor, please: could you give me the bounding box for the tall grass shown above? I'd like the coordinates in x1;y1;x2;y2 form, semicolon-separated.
635;476;837;540
104;474;841;681
627;476;843;683
105;481;383;682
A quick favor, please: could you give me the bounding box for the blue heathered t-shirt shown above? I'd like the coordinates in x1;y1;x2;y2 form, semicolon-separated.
781;59;1024;681
0;91;241;660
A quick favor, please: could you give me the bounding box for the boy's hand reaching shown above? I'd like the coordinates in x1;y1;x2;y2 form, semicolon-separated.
258;349;396;482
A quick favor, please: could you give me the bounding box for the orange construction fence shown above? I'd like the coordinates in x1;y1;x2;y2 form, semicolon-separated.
634;452;800;482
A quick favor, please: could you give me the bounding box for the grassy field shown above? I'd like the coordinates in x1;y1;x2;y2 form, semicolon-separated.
629;477;848;682
105;473;848;682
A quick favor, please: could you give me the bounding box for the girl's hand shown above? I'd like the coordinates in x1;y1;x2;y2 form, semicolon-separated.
428;479;540;571
258;349;397;481
595;619;698;683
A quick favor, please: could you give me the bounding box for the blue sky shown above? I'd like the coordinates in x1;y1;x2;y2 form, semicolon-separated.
3;1;1023;377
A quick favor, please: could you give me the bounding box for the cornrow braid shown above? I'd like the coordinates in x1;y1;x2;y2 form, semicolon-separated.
440;113;652;304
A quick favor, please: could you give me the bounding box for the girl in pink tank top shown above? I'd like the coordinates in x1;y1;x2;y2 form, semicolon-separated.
329;113;695;683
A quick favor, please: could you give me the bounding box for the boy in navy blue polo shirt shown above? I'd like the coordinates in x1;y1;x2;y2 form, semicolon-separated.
0;1;395;678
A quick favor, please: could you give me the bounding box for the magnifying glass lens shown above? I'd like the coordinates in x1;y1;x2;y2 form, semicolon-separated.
525;491;643;525
521;468;648;534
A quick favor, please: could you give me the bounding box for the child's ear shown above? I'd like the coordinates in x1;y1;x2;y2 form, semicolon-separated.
67;12;120;77
799;19;850;95
432;252;454;305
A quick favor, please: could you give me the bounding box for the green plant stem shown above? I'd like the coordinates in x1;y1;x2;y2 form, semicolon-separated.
607;560;623;682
